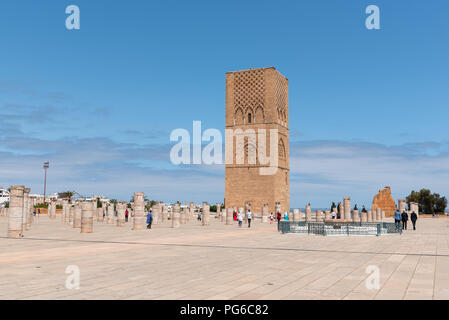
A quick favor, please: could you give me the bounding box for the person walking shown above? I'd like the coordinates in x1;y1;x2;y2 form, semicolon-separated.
410;211;418;230
38;208;41;216
237;211;243;228
197;210;202;221
269;213;274;224
247;210;252;228
401;211;409;230
276;211;281;230
284;211;289;221
233;209;237;221
125;209;129;222
331;211;336;220
146;210;153;229
394;209;402;231
33;208;36;216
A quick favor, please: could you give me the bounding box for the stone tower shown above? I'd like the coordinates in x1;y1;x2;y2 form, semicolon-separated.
225;67;290;214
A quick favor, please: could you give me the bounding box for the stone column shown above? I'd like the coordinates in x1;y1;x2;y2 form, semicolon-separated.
91;200;97;222
180;207;187;224
226;208;233;225
343;197;351;221
23;188;30;231
376;208;382;222
293;209;300;222
305;204;312;222
261;204;268;223
162;205;168;222
244;202;251;223
172;202;181;228
152;204;160;225
73;203;82;228
116;202;126;227
49;199;56;220
189;202;194;220
97;205;103;222
216;203;221;219
69;205;74;223
361;211;368;222
353;209;360;222
398;199;406;213
133;192;145;230
367;210;373;222
107;203;115;224
62;200;69;224
338;203;344;220
316;210;323;222
275;202;281;216
325;210;331;221
81;201;94;233
8;185;24;238
202;202;210;226
410;202;419;217
220;209;225;222
27;197;33;229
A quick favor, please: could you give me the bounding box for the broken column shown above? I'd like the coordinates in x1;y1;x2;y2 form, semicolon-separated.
116;202;126;227
69;204;74;223
107;203;115;224
27;195;33;229
80;201;94;233
97;204;104;222
361;210;368;222
325;210;331;221
353;209;360;222
367;210;373;222
151;203;160;225
49;198;56;220
376;208;382;222
202;202;210;226
91;200;97;222
226;208;233;225
23;188;30;231
133;192;145;230
180;207;187;224
162;205;168;222
8;185;24;238
410;202;419;217
398;199;406;213
172;202;180;228
305;204;312;222
73;203;82;228
343;197;351;221
216;203;221;219
316;210;323;222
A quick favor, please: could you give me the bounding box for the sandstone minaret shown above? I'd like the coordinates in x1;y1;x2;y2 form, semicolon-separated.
225;67;290;213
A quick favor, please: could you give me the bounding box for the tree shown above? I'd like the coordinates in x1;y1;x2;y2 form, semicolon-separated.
406;189;448;214
353;204;358;211
330;202;336;211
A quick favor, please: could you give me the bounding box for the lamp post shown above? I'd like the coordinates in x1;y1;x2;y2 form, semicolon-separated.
43;161;49;204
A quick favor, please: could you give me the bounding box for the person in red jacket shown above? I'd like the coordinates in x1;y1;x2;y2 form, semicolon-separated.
276;211;282;230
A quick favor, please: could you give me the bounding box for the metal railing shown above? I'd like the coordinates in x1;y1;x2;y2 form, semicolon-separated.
279;221;402;236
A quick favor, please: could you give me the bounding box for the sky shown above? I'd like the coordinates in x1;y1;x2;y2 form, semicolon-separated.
0;0;448;208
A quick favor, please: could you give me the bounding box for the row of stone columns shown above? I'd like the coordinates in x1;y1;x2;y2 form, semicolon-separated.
7;185;38;238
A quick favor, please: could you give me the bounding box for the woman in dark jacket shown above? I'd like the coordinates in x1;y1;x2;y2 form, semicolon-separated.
410;211;418;230
401;211;409;230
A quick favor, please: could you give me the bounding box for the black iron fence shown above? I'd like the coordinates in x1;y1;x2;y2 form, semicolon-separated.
279;221;402;236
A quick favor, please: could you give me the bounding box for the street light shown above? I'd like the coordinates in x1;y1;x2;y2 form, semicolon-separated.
43;161;49;204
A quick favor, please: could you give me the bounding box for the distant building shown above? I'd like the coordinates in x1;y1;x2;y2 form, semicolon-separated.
0;187;10;206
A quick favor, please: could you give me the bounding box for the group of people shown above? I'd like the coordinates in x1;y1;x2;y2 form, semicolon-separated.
394;210;418;231
232;209;253;228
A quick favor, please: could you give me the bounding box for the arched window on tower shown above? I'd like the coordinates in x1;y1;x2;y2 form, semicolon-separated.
248;113;252;124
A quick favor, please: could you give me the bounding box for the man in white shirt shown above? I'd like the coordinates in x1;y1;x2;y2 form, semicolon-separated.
247;210;252;228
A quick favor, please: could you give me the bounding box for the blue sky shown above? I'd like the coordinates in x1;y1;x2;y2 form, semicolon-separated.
0;0;448;208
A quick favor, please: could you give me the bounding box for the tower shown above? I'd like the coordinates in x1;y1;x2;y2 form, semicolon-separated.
225;67;290;213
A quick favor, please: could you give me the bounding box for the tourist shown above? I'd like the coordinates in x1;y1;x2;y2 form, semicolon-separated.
411;211;418;230
401;211;408;230
198;210;202;221
38;208;41;216
233;209;237;221
276;211;281;230
146;210;153;229
394;210;402;231
247;210;252;228
125;209;129;222
269;212;274;224
237;211;243;227
284;211;288;221
331;211;336;219
33;208;36;216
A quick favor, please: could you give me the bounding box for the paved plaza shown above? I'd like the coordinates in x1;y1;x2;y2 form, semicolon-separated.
1;215;448;300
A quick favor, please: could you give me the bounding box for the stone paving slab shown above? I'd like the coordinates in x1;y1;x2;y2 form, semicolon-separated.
0;216;448;300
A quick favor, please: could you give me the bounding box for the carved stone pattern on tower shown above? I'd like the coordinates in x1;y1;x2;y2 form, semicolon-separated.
234;69;265;112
